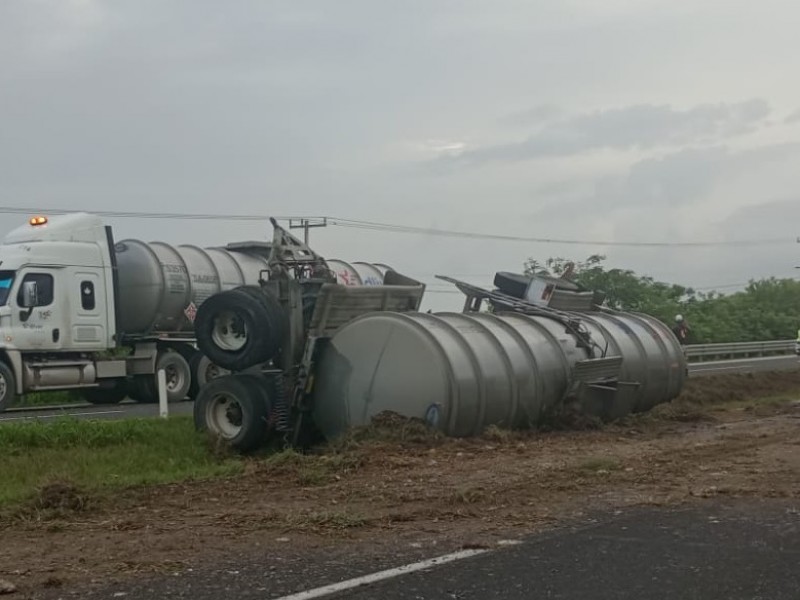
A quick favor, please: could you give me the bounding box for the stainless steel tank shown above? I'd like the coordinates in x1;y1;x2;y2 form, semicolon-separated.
114;239;396;334
326;260;393;286
311;310;687;440
114;240;271;334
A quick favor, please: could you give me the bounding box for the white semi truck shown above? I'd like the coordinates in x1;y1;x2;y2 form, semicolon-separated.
0;212;395;411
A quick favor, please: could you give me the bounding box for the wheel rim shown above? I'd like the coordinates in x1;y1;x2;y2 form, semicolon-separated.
197;356;228;386
205;362;224;381
0;373;7;402
206;392;243;439
211;310;248;352
164;361;186;393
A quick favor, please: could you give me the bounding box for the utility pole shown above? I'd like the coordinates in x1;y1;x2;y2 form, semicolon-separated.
288;217;327;245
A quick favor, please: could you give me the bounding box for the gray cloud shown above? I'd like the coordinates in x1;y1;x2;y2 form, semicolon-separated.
786;109;800;123
496;104;563;128
1;1;800;314
443;99;771;167
532;141;800;222
722;196;800;238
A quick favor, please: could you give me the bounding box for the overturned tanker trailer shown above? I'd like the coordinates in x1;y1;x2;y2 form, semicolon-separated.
193;230;687;451
311;275;687;441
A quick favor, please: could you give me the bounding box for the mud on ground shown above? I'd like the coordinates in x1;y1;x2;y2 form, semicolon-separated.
2;371;800;595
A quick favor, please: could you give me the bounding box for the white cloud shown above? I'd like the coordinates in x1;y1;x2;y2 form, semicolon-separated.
438;100;771;167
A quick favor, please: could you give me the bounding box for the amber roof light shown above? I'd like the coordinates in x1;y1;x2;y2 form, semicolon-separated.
29;216;48;226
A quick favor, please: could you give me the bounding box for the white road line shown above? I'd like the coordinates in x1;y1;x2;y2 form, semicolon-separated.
270;548;491;600
0;410;125;421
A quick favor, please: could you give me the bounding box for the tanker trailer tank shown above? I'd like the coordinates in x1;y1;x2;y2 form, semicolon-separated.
310;310;687;442
115;237;396;336
325;260;394;286
192;260;408;372
114;239;271;335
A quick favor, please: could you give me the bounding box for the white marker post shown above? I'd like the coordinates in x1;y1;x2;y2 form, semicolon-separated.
157;369;168;418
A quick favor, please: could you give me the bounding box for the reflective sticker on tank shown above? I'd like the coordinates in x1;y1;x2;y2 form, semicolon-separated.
425;403;442;428
337;270;353;285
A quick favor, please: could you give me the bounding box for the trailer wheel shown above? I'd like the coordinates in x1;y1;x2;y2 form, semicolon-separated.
135;350;192;403
195;288;287;371
188;353;229;398
231;286;288;359
193;374;270;452
0;362;17;412
83;378;128;405
238;287;288;347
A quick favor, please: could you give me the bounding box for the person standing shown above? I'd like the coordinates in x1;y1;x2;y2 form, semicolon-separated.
672;314;690;345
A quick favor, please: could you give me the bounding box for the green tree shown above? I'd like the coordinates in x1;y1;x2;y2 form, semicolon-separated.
523;255;800;344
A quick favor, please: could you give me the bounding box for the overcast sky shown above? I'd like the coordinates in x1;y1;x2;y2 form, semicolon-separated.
2;0;800;311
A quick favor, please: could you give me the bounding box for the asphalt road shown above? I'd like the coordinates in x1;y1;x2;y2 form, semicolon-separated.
1;355;797;423
0;399;194;422
37;499;800;600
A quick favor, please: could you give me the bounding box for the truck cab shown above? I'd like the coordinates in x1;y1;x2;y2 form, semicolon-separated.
0;213;117;409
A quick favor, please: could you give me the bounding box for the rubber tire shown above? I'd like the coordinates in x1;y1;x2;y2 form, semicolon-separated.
231;286;288;350
129;375;155;403
188;353;229;399
134;350;192;404
195;289;268;370
0;361;17;412
187;352;202;399
193;374;270;452
171;343;196;361
82;378;128;405
195;288;287;371
232;287;289;367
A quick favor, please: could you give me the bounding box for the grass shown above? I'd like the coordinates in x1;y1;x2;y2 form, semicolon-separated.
0;416;243;511
15;391;85;408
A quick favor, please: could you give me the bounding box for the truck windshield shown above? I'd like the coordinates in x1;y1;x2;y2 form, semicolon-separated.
0;271;15;305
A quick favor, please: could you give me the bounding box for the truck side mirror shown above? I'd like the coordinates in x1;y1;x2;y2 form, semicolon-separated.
21;281;39;308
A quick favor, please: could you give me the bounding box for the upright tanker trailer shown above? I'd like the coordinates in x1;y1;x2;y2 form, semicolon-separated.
0;212;399;411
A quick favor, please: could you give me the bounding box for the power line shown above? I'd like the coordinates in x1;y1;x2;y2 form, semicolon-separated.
693;282;750;291
328;218;791;248
0;206;793;248
0;206;298;221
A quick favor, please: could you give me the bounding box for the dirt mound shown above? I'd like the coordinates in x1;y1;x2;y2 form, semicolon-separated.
326;410;444;452
32;481;88;513
678;371;800;406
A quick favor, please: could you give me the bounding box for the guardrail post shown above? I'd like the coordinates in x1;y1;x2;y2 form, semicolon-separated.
158;369;168;419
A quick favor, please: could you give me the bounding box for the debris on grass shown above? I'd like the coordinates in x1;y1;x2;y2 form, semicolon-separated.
34;481;89;513
325;411;444;452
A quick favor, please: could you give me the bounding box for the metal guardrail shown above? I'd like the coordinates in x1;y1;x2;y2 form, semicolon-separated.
684;340;797;362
